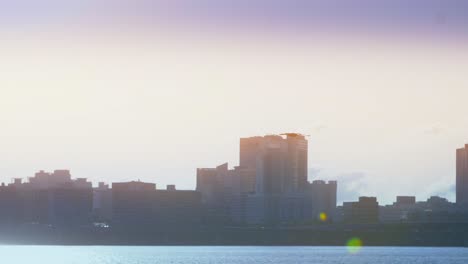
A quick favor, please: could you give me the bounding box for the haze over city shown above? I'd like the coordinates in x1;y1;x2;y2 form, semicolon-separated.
1;0;468;204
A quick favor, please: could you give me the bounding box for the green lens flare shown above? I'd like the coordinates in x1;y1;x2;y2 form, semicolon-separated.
346;237;363;254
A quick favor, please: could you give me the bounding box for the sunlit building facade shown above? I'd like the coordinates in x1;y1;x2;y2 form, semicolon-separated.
456;145;468;205
200;134;337;225
239;133;308;194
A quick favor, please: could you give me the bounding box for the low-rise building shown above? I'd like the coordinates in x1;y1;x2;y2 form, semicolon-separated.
344;197;379;224
93;182;112;222
112;181;202;230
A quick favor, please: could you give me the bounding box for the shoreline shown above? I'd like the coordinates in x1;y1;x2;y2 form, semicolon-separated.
0;223;467;247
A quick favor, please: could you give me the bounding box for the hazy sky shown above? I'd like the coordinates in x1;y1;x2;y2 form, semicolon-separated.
1;1;468;204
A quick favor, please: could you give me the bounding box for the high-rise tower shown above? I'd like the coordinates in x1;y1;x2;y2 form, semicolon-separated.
239;133;308;194
456;144;468;204
284;133;308;192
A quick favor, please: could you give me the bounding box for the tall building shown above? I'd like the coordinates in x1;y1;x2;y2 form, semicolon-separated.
199;134;336;225
284;133;309;192
240;135;285;194
239;133;308;194
228;166;256;195
238;134;311;224
456;144;468;205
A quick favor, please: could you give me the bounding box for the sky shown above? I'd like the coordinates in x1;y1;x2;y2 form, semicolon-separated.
1;0;468;204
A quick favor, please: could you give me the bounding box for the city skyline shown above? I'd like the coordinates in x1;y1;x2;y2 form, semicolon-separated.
0;132;465;232
2;0;468;259
2;133;465;207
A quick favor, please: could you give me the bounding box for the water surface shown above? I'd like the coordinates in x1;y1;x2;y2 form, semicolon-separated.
0;246;467;264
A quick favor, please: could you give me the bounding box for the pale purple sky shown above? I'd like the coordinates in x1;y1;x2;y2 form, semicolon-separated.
1;1;467;34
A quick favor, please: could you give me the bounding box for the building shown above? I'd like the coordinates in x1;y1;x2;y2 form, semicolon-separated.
196;164;231;224
306;180;337;221
344;197;379;224
7;170;94;226
28;170;74;190
406;196;468;223
229;181;337;225
0;183;22;226
196;164;227;205
456;144;468;205
30;171;93;226
239;133;308;194
197;162;257;225
242;194;266;224
379;196;468;224
228;166;256;195
111;181;157;228
112;181;201;230
153;186;202;228
43;182;93;226
237;134;310;224
284;133;309;192
93;182;112;222
395;196;416;206
200;134;336;226
113;181;156;192
379;196;416;223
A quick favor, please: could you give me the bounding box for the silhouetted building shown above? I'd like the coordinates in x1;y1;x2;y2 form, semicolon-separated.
344;197;379;224
231;193;302;225
14;170;94;226
197;163;257;225
229;166;256;195
28;170;73;189
406;196;468;223
43;184;93;226
395;196;416;206
456;144;468;205
231;180;337;225
112;181;157;227
93;182;112;222
379;196;468;224
380;196;416;223
306;180;337;221
112;181;201;230
197;164;226;205
0;184;22;226
196;164;231;224
153;186;202;228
